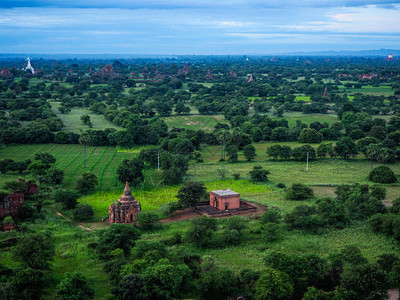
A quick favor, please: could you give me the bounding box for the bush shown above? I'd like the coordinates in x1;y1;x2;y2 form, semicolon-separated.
136;211;159;230
73;204;94;221
286;183;314;200
76;172;98;194
370;184;386;200
54;190;80;210
261;208;281;224
56;272;95;300
368;166;397;184
249;166;270;182
276;183;286;189
232;173;241;180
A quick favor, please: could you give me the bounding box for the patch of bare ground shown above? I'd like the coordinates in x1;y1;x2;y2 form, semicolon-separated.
160;201;268;223
389;289;399;300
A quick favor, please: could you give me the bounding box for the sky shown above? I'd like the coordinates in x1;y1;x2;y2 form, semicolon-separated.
0;0;399;55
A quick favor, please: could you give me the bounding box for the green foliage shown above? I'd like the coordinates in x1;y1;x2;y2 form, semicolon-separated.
56;272;95;300
43;167;64;185
334;137;358;159
217;168;228;180
243;144;256;162
261;208;282;224
316;198;349;228
227;145;238;162
249;166;270;182
12;233;55;270
76;172;98;194
368;166;397;184
117;158;144;187
340;264;388;300
286;183;314;200
136;211;159;230
54;190;80;210
73;203;94;221
198;268;238;300
185;217;217;248
112;274;147;300
176;181;207;208
254;267;294;300
97;224;141;260
284;205;322;232
292;145;316;161
298;128;322;143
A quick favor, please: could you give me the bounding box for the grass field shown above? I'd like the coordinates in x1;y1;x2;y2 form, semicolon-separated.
50;102;121;133
338;85;394;96
163;114;227;132
271;112;338;126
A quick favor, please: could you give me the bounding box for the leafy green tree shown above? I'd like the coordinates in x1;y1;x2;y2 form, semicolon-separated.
56;272;95;300
271;127;289;141
280;145;292;160
12;233;55;270
227;145;238;162
286;183;314;200
368;166;397;184
243;144;256;162
334;137;358;159
8;267;46;300
284;205;321;232
176;181;207;208
266;144;282;159
117;158;144;186
76;172;98;194
317;143;334;158
292;145;316;161
112;274;148;300
43;167;64;185
249;166;270;182
185;217;217;248
97;224;141;260
298;128;322;143
340;264;388;300
54;190;80;210
73;203;94;221
198;268;238;300
254;267;294;300
136;212;159;230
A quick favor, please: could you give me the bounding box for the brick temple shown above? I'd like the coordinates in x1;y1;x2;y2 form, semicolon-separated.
196;189;257;217
109;182;141;223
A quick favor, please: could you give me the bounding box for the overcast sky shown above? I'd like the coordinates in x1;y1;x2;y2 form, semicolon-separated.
1;0;399;54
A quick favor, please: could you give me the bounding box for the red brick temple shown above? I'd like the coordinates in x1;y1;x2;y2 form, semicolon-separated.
109;182;141;223
196;189;257;217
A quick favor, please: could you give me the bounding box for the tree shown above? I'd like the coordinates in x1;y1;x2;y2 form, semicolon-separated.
185;217;217;248
97;224;141;260
54;190;80;210
73;203;94;221
117;158;144;187
176;181;207;208
56;272;95;300
112;274;148;300
271;127;289;141
365;143;380;170
249;166;270;182
12;233;55;270
334;137;358;159
79;131;90;167
266;144;282;159
76;172;98;194
298;128;322;143
286;183;314;200
243;144;256;162
216;129;231;161
292;145;316;161
43;167;64;185
227;145;238;162
340;264;388;300
368;166;397;184
136;211;159;230
254;267;294;300
317;143;334;158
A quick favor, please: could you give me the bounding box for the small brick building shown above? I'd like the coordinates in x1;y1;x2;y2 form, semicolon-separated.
109;182;141;223
210;189;240;211
0;191;25;218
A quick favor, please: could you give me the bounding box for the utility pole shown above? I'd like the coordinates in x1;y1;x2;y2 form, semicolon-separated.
306;152;309;172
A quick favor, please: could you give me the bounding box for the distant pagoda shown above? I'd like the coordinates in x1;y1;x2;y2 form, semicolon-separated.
248;74;254;83
109;182;141;223
205;69;213;80
23;57;35;74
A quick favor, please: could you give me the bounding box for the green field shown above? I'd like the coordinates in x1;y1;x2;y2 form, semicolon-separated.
270;112;338;127
50;102;122;133
338;84;394;96
163;114;227;132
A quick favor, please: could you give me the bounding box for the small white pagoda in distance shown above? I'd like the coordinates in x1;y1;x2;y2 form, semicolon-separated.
23;57;35;74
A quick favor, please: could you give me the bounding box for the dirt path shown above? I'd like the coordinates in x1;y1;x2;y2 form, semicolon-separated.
160;202;268;223
389;289;399;300
56;211;92;231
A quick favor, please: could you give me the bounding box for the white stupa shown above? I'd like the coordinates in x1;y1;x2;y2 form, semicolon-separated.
23;57;35;74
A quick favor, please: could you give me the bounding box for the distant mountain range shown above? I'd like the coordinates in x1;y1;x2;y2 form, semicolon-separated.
282;48;400;57
0;49;399;59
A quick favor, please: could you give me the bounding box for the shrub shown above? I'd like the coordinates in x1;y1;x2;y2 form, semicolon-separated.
249;166;270;182
56;272;95;300
73;204;94;221
54;190;80;210
76;172;98;194
368;166;397;184
286;183;314;200
276;183;286;189
261;208;281;224
370;185;386;200
136;211;159;230
232;173;241;180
